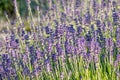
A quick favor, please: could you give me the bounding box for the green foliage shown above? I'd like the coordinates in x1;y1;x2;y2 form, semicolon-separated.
0;0;48;18
0;0;14;18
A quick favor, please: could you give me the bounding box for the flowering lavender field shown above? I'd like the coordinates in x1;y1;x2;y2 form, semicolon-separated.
0;0;120;80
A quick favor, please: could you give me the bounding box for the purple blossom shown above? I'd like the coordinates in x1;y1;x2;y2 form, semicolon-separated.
96;20;101;28
84;10;91;24
112;1;117;7
0;0;120;79
51;53;57;62
112;9;119;25
56;41;63;55
116;54;120;62
10;35;15;41
44;58;51;72
47;40;53;53
35;50;41;59
114;54;120;67
22;54;28;64
76;37;87;54
45;26;53;34
83;53;92;63
77;26;82;35
90;38;101;54
24;34;29;40
11;50;16;58
22;66;30;76
55;26;65;37
85;31;92;42
64;40;74;54
0;65;4;74
21;29;25;36
10;41;18;49
105;38;114;54
67;25;75;33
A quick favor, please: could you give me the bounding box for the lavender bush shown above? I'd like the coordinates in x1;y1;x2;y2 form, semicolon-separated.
0;0;120;80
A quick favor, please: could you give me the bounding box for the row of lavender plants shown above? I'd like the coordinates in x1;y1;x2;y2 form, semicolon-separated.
0;0;120;80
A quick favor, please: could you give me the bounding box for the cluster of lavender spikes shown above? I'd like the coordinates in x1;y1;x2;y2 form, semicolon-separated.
0;0;120;80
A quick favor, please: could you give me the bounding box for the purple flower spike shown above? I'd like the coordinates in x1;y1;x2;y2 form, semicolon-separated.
51;53;57;62
105;38;114;54
116;54;120;62
10;41;18;49
22;66;30;76
67;25;75;33
56;41;63;55
90;38;101;54
84;10;91;25
76;37;87;54
24;34;29;40
0;65;4;74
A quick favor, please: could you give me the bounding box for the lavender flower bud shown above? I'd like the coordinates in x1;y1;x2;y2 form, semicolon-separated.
116;54;120;62
67;25;75;33
45;26;53;34
84;10;91;24
105;38;114;54
90;38;101;54
77;26;82;35
76;37;87;54
112;9;119;25
51;53;57;62
96;20;101;28
24;34;29;40
56;41;63;55
22;66;30;76
10;41;18;49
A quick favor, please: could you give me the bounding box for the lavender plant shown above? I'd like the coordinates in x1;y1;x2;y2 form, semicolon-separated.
0;0;120;80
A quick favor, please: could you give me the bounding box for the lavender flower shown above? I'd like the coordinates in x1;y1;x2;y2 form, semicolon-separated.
96;20;101;28
90;38;101;54
51;53;57;62
22;66;30;76
85;31;92;41
77;26;82;35
22;54;28;64
64;40;73;54
112;9;119;25
44;58;51;72
10;35;15;41
75;0;81;8
35;50;42;60
56;41;63;55
114;54;120;67
105;38;114;54
47;39;53;53
24;34;29;40
0;0;120;79
116;39;120;53
55;26;65;37
84;10;91;24
92;0;97;13
45;26;53;34
112;1;117;7
102;0;107;7
67;25;75;33
83;53;92;63
76;37;87;54
0;64;4;74
21;29;25;36
116;54;120;62
10;40;18;49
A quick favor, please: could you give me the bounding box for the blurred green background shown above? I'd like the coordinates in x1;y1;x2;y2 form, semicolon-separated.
0;0;48;19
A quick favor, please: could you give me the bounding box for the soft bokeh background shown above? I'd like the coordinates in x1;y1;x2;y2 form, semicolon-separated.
0;0;49;19
0;0;48;34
